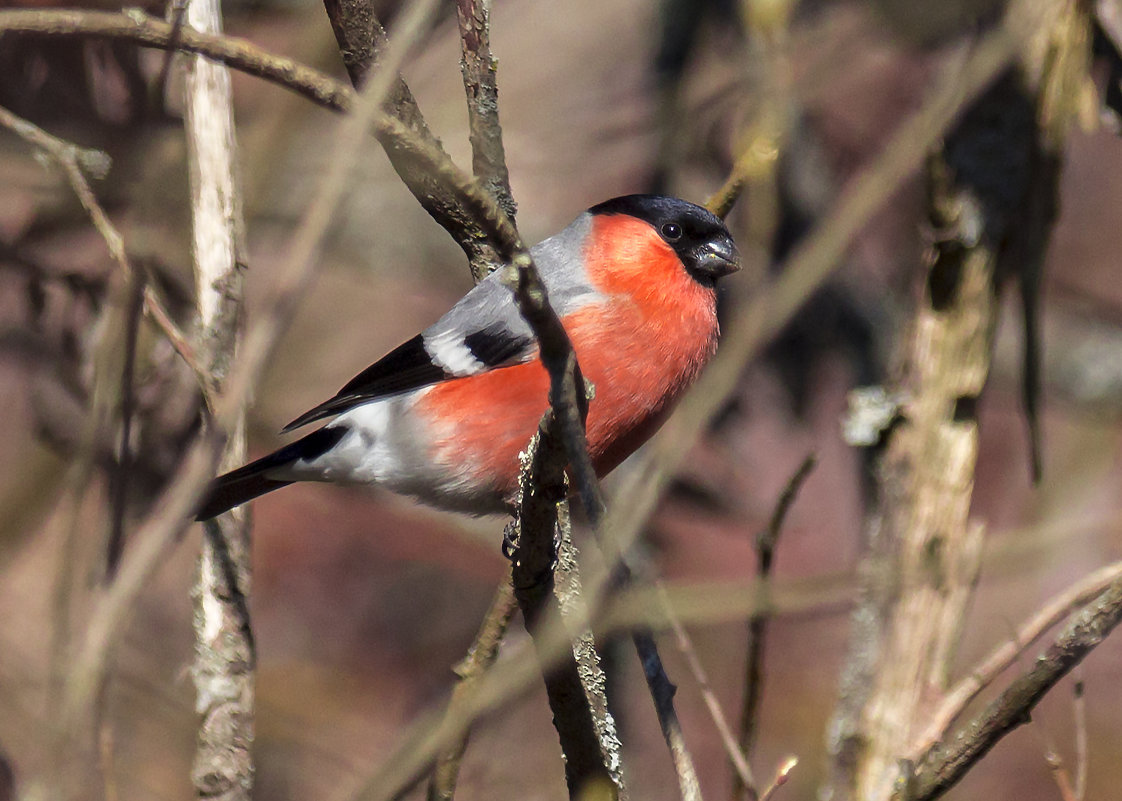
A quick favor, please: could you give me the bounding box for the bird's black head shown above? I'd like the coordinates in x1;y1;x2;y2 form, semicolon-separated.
589;194;741;286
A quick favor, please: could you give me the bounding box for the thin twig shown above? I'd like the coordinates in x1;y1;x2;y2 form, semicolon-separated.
141;285;210;394
658;581;754;792
427;580;518;801
155;0;189;106
758;756;798;801
734;455;815;801
1073;670;1088;801
909;559;1122;757
0;10;353;111
903;575;1122;801
455;0;516;226
60;0;441;751
1014;618;1080;801
105;277;145;580
0;102;205;388
1041;744;1079;801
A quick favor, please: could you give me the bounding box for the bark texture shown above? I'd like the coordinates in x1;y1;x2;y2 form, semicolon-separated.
184;0;253;796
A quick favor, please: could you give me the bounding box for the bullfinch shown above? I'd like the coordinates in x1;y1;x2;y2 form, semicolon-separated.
196;194;740;520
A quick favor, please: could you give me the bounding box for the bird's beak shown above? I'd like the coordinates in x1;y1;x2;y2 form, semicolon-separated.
691;235;741;280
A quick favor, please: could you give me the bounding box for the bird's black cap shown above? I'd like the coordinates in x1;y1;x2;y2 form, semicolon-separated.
589;194;740;284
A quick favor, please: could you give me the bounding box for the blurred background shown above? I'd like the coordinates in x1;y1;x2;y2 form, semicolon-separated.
1;0;1122;799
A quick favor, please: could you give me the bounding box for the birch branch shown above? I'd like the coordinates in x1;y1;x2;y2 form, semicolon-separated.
182;0;254;795
59;0;439;757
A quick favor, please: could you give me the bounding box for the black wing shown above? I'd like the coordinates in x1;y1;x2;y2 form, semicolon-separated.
281;334;447;432
280;326;536;432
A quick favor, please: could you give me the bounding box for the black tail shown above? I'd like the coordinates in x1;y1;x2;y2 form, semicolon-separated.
195;426;348;521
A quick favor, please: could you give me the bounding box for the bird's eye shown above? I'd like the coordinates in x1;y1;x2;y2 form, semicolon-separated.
661;222;683;242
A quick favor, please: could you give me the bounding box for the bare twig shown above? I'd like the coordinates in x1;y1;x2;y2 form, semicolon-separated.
426;581;518;801
455;0;516;225
501;254;702;801
909;560;1122;757
1041;743;1079;801
511;420;622;799
105;277;145;579
734;455;815;801
320;0;513;279
0;10;353;111
141;284;210;393
60;0;440;754
902;576;1122;801
659;582;754;793
1073;671;1088;801
758;756;798;801
156;0;190;105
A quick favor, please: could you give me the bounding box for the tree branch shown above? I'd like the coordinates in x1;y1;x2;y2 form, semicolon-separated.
510;420;623;799
501;249;702;801
909;560;1122;758
319;0;514;279
0;9;353;111
455;0;516;225
902;576;1122;801
734;455;815;801
426;580;518;801
182;0;254;794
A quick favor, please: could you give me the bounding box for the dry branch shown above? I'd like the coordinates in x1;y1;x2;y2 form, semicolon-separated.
59;0;438;762
910;560;1122;756
182;0;254;795
455;0;516;224
734;455;815;801
511;421;623;798
501;254;703;801
901;576;1122;801
426;581;518;801
320;0;513;280
659;580;754;795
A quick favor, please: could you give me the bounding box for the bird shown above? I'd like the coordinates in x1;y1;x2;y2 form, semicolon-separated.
196;194;740;521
